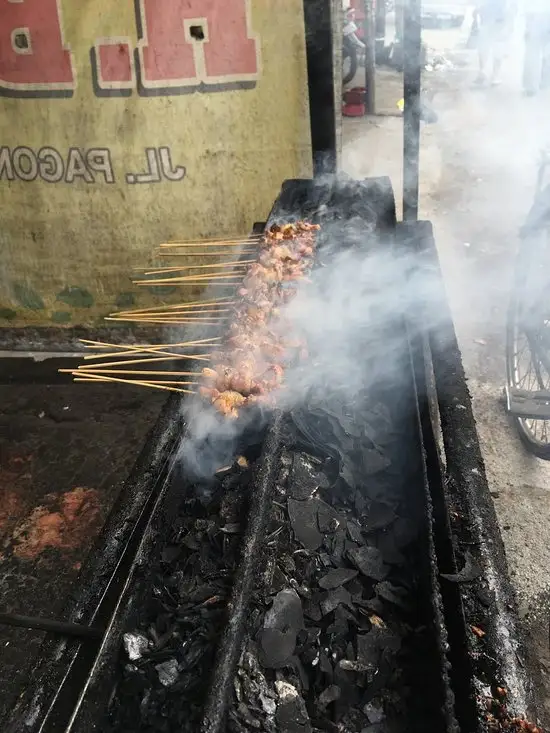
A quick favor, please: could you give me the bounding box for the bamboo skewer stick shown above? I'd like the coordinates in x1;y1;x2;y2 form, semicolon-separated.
143;260;254;276
71;372;196;394
81;337;220;349
159;236;262;247
109;309;232;318
134;274;243;285
108;312;228;319
83;350;209;361
104;320;223;328
66;369;201;377
78;354;208;369
79;338;218;362
154;251;257;258
76;379;197;386
110;299;234;316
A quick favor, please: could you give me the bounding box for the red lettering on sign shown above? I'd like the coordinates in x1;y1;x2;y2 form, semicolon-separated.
0;0;75;97
136;0;260;92
91;38;133;95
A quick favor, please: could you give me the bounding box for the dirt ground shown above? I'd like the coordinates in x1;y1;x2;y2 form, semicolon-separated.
342;32;550;728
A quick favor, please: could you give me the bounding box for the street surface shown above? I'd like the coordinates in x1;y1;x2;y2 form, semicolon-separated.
343;17;550;726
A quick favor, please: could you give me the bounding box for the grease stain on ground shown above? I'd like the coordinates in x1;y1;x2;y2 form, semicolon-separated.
8;487;101;561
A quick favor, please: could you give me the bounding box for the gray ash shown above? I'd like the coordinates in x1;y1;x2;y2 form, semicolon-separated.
227;387;443;733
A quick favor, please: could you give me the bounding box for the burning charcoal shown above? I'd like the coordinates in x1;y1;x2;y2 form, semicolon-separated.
347;546;389;581
155;658;179;687
288;498;323;550
274;681;312;733
318;567;358;589
316;684;341;711
320;586;352;616
123;632;149;661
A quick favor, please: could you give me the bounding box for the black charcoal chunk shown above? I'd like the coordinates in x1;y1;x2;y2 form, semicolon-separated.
362;502;397;532
362;448;392;474
318;568;358;590
259;629;296;669
275;681;312;733
320;586;352;616
317;500;342;533
289;454;330;500
288;498;323;550
317;684;341;710
259;589;304;668
348;546;389;581
375;581;412;610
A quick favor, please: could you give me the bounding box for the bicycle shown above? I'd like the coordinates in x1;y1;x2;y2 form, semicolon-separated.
505;149;550;458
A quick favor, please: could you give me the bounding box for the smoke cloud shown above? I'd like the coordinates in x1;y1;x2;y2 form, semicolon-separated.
175;201;446;482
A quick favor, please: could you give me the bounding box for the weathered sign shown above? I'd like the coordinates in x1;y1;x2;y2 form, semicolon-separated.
0;0;312;326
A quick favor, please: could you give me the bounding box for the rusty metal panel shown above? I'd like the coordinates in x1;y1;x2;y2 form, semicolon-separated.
0;0;312;327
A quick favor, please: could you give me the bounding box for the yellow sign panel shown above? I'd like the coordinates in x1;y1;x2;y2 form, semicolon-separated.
0;0;312;326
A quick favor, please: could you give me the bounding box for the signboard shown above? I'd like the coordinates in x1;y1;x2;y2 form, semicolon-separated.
0;0;312;326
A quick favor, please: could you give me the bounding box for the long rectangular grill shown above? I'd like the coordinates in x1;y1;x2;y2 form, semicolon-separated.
4;178;534;733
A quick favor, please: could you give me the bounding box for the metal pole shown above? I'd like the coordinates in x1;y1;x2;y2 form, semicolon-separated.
402;0;422;220
303;0;338;175
364;0;376;114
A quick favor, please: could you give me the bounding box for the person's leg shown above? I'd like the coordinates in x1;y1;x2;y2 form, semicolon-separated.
476;23;490;83
523;14;543;95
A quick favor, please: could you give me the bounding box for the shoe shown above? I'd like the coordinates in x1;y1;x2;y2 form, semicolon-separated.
474;73;487;86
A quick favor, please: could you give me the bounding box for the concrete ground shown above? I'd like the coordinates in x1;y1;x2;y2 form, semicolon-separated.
342;22;550;727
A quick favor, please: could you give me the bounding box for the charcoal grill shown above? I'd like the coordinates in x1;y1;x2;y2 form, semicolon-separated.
0;0;538;730
1;176;535;733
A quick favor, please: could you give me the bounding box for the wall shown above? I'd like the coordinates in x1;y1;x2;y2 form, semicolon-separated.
0;0;312;327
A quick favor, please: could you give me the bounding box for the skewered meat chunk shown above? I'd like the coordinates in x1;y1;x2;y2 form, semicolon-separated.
199;221;319;418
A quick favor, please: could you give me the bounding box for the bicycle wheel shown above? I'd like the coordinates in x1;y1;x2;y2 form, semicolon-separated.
506;228;550;458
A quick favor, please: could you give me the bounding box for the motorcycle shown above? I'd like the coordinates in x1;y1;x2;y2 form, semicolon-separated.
343;7;366;85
